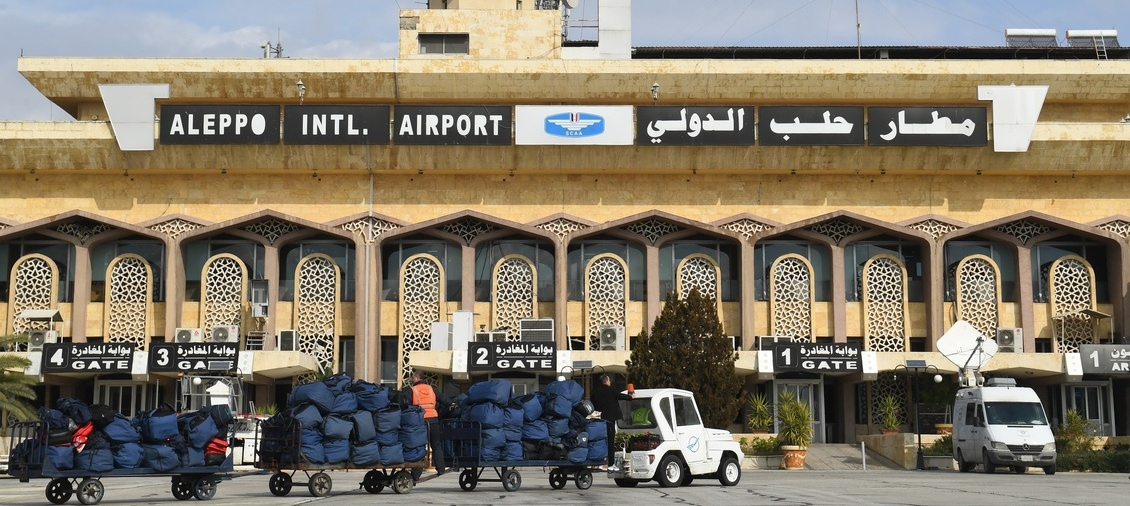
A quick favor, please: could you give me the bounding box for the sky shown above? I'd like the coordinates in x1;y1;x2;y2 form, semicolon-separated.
1;0;1127;120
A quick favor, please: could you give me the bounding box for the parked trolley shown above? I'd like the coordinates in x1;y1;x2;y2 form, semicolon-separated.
442;420;606;492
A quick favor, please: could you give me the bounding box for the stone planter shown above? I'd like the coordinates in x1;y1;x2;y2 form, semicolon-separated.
743;455;783;469
934;423;953;435
922;455;956;470
780;445;807;470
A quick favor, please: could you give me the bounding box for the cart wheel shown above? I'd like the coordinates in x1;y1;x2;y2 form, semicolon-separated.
362;470;386;494
391;470;414;494
458;469;478;491
171;476;194;501
192;476;218;501
501;469;522;492
45;478;73;504
308;472;332;497
268;472;292;497
614;478;640;488
575;469;593;490
548;469;567;490
76;478;104;505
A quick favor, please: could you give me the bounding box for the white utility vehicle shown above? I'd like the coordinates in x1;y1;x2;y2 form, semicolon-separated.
608;388;743;488
952;377;1057;474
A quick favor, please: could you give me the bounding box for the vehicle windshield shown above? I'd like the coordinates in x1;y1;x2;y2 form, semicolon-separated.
618;399;658;429
984;402;1048;425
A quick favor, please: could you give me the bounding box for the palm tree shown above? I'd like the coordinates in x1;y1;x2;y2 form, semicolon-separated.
0;334;37;422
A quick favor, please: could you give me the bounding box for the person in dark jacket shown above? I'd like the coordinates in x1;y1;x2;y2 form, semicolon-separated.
407;370;454;478
590;374;634;471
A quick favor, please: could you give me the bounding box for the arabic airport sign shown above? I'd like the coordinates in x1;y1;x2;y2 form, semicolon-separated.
1080;344;1130;375
515;105;634;145
468;342;556;372
41;343;135;373
759;106;865;146
773;342;861;373
282;105;390;145
867;107;987;146
160;105;281;145
393;105;512;145
148;342;240;373
636;106;753;145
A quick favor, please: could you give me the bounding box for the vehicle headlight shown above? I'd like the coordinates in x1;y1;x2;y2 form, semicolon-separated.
1043;442;1056;452
991;441;1009;450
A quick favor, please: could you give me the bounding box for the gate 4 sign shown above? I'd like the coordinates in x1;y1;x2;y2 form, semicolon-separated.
773;343;861;373
468;342;556;372
149;343;239;373
1080;344;1130;374
41;343;135;373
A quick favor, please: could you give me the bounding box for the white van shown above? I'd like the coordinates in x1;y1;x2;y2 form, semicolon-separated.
952;377;1057;474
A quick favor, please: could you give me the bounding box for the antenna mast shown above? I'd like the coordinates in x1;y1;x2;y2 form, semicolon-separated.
855;0;862;59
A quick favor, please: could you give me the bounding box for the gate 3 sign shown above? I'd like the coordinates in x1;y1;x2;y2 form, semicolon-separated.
149;343;239;373
773;343;861;373
468;342;556;372
41;343;135;373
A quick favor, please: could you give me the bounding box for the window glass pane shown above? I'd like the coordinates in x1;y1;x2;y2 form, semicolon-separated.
445;34;469;54
419;34;444;54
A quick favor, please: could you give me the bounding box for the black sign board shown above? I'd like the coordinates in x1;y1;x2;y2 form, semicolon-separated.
867;107;987;146
393;106;512;145
758;106;865;146
468;342;556;372
1080;344;1130;375
149;343;239;373
636;106;754;146
41;343;135;373
773;342;861;373
283;105;390;145
160;105;281;145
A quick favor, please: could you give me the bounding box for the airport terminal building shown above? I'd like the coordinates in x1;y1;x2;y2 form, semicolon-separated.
3;0;1130;441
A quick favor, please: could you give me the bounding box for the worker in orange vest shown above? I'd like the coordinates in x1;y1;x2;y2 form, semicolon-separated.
408;369;453;478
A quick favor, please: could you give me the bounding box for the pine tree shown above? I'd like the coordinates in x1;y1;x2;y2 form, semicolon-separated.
626;289;743;429
0;334;37;422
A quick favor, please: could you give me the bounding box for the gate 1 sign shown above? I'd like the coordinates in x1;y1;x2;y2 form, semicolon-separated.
41;343;135;373
1080;344;1130;374
149;343;239;373
468;342;556;372
773;343;861;373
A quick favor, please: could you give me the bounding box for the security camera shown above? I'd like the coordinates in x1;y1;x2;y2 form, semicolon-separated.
260;41;269;49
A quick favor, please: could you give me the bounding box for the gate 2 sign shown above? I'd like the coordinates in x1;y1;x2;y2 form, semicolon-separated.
773;343;861;373
468;342;556;372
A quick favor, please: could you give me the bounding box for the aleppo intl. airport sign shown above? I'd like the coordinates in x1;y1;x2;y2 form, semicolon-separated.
758;106;865;146
636;106;754;145
160;105;281;144
283;105;390;145
867;107;988;146
393;105;512;145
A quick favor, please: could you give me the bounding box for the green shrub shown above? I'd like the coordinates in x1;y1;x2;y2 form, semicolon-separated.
740;436;780;455
1055;410;1093;454
1057;447;1130;473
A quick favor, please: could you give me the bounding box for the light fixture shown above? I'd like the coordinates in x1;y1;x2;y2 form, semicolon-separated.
296;80;306;104
650;82;660;102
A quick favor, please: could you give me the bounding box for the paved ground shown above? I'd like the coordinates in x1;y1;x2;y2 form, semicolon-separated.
803;443;904;471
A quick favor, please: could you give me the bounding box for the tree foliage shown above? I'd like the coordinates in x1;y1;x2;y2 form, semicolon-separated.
0;333;37;422
625;289;742;429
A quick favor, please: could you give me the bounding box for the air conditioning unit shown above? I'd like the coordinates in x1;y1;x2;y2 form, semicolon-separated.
996;327;1023;353
758;335;793;351
174;327;204;344
28;330;58;351
519;318;555;342
278;329;299;351
475;331;507;343
251;303;268;318
210;325;240;343
598;325;625;351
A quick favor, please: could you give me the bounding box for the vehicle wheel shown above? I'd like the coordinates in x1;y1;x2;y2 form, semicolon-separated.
614;478;640;488
717;456;741;486
548;469;567;489
1012;465;1028;474
502;469;522;492
655;454;684;488
269;472;292;496
363;470;386;494
955;449;973;473
458;469;477;491
171;476;194;501
681;473;694;486
46;478;73;504
308;472;332;497
575;469;593;490
982;449;996;474
192;476;218;501
1044;464;1056;475
391;470;414;494
76;478;104;505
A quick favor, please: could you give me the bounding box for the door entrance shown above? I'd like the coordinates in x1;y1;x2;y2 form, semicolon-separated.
773;379;825;444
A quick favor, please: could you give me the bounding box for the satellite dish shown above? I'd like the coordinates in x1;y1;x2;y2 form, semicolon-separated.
937;320;998;371
562;0;577;8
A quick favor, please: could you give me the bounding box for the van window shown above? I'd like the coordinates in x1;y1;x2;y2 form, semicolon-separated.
963;403;977;425
984;402;1048;425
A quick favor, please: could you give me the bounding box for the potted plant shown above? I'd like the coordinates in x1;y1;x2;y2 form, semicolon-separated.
775;391;813;470
746;391;773;434
878;395;902;434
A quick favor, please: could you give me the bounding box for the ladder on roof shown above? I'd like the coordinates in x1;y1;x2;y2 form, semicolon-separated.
1094;35;1108;59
